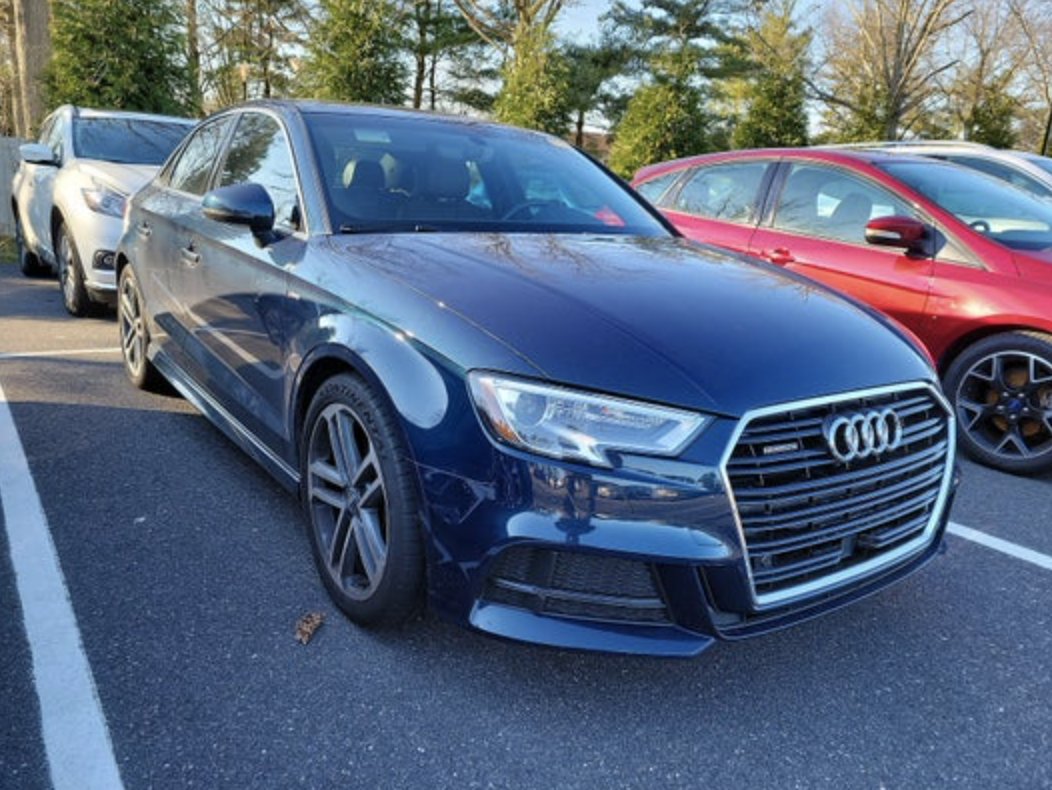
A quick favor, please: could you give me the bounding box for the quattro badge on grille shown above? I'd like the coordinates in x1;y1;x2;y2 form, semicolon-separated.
823;408;903;463
762;440;801;456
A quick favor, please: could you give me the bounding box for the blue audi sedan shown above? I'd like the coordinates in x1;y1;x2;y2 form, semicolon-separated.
115;101;956;656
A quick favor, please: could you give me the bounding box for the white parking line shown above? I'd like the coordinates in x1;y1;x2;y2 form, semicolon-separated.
0;347;121;360
949;521;1052;572
0;378;124;790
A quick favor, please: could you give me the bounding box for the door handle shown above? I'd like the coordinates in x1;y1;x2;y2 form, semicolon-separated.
761;248;796;265
137;222;151;239
180;244;200;266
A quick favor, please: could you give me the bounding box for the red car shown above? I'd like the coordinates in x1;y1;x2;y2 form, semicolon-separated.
633;148;1052;474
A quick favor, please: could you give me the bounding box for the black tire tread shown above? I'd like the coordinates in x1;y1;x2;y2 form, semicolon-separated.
301;373;424;626
118;266;166;392
57;222;91;317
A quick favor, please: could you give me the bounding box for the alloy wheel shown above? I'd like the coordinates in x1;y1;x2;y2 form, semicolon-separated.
955;350;1052;461
119;273;146;379
307;402;390;600
58;231;75;306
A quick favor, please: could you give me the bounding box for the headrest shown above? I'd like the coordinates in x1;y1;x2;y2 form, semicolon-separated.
832;192;873;225
424;160;470;200
343;160;385;190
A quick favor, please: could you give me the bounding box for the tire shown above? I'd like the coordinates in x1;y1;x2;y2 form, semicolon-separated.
117;266;165;391
301;373;424;626
943;331;1052;475
56;221;91;316
14;212;48;277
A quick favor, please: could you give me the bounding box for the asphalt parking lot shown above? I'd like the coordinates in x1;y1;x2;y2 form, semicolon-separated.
1;263;1050;789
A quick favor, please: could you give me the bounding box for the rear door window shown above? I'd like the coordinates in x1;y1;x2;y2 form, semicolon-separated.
670;162;769;224
635;171;680;204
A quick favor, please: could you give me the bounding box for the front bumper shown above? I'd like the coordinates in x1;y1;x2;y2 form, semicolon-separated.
416;400;958;657
67;210;120;295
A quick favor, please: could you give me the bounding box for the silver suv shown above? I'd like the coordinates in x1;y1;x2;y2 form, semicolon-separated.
854;141;1052;202
12;105;193;315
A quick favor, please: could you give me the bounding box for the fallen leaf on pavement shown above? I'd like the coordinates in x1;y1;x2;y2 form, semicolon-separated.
295;612;324;645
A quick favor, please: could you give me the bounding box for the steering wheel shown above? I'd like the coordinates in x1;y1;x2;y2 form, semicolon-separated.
969;219;991;234
501;200;561;220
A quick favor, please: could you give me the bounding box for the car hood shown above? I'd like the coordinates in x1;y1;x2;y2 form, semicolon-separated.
77;160;158;194
326;233;933;416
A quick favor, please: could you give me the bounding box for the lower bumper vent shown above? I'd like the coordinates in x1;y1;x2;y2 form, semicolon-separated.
483;547;670;624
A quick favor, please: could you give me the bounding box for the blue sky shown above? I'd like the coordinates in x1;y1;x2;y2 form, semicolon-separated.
555;0;616;42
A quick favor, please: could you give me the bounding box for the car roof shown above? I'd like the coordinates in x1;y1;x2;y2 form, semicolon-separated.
67;105;196;125
632;146;945;182
226;99;562;141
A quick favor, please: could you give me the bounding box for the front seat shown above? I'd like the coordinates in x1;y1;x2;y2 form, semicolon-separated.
407;159;489;221
335;160;399;222
829;192;873;241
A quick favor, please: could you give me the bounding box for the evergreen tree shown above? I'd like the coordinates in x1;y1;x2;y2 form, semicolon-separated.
47;0;191;114
564;40;629;149
732;2;810;149
492;23;570;134
609;81;707;177
299;0;407;105
965;91;1018;148
454;1;570;133
606;0;743;178
407;0;476;110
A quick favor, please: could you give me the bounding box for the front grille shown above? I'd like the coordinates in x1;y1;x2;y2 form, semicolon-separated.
482;546;670;624
724;385;952;607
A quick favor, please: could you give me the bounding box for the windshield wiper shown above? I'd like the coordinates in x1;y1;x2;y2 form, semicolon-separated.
338;223;441;234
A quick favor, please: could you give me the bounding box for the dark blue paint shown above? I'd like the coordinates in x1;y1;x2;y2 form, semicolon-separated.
117;101;952;656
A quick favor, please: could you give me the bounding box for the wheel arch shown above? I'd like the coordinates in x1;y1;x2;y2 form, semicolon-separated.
114;250;131;279
290;342;437;477
49;205;66;251
938;323;1052;378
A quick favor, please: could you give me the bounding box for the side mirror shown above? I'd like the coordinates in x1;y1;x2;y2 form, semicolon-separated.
202;183;275;241
865;215;928;254
19;143;58;166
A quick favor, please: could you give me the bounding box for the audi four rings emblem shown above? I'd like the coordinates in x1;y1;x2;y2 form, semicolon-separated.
823;408;904;462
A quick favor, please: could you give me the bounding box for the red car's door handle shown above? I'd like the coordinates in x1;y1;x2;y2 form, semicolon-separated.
761;248;796;265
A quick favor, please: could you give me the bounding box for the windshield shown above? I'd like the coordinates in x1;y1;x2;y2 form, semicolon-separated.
304;111;669;236
73;117;192;165
879;161;1052;251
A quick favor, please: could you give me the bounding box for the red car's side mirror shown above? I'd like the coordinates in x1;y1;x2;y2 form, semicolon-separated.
865;215;929;253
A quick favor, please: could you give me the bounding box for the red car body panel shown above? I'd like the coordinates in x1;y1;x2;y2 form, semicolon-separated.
634;149;1052;371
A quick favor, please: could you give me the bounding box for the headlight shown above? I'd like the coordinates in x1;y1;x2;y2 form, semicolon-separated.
468;372;709;467
82;180;127;218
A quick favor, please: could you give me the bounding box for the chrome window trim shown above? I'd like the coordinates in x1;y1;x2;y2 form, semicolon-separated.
718;380;956;610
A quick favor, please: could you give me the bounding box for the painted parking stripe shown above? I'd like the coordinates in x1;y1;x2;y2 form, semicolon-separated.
0;378;124;790
948;521;1052;572
0;347;121;360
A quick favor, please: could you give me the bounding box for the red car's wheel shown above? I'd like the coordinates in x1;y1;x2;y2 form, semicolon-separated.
945;332;1052;475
